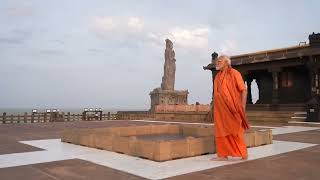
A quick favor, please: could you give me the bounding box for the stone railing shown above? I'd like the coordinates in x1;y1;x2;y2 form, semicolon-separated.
0;112;118;124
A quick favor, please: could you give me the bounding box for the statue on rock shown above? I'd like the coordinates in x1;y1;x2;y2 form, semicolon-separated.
161;39;176;90
149;38;188;112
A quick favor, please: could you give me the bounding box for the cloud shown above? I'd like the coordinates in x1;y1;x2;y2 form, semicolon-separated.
89;15;210;60
91;16;116;36
90;16;152;51
127;17;144;31
5;5;35;17
91;16;145;37
147;27;210;49
0;37;23;45
38;49;65;55
219;39;237;55
88;48;105;53
169;27;209;49
0;29;32;46
51;40;65;45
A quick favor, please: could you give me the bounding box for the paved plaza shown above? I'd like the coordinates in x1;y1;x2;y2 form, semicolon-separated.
0;120;319;180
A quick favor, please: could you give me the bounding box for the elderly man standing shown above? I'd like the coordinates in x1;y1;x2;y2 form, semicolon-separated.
211;55;250;161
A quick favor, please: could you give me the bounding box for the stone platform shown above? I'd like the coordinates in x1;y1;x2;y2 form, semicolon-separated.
61;124;272;161
149;89;189;112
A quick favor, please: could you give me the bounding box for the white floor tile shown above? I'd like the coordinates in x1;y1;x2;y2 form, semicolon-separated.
0;124;319;179
0;139;315;179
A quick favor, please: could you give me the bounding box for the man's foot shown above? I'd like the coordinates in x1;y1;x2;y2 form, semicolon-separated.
228;156;248;161
242;156;248;160
210;157;228;161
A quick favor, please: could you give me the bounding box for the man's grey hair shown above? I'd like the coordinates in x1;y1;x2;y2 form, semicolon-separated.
218;55;231;66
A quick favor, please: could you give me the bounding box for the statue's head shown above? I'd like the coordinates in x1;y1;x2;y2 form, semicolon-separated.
211;52;218;60
165;39;173;49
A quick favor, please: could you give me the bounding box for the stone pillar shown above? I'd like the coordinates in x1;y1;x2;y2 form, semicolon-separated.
271;70;280;105
268;68;281;106
307;55;319;100
245;75;253;104
306;55;320;121
240;71;253;104
309;68;316;98
316;72;319;95
254;76;261;104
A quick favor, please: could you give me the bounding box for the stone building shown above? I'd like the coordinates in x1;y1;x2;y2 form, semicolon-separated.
204;33;320;115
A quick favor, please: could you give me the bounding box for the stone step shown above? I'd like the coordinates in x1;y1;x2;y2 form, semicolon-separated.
290;116;307;122
243;109;307;122
247;113;294;118
248;117;292;122
247;111;307;116
247;104;306;111
246;110;304;114
294;112;307;115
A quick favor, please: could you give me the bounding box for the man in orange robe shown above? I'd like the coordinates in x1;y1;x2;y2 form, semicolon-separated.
211;55;250;161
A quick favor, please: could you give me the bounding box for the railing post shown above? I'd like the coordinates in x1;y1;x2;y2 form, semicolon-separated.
3;112;6;124
108;112;111;120
44;113;47;122
37;113;40;122
17;114;21;123
67;112;70;121
24;112;27;123
10;114;14;123
61;112;65;122
49;113;52;122
31;113;34;123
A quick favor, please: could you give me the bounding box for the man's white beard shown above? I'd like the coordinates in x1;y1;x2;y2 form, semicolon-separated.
216;66;221;70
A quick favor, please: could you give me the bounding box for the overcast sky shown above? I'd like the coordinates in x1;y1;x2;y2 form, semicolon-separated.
0;0;319;110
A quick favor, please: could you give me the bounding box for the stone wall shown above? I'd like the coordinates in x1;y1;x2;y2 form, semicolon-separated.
117;111;210;122
154;104;210;113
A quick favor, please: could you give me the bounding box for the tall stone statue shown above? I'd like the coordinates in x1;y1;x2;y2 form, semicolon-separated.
161;39;176;90
149;38;188;111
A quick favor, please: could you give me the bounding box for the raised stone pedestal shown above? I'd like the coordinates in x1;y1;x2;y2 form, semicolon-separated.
62;124;273;162
150;88;188;112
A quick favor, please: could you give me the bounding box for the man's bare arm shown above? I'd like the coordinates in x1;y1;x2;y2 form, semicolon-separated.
242;88;247;111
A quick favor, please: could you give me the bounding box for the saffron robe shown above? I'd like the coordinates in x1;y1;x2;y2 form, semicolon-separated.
213;67;250;158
